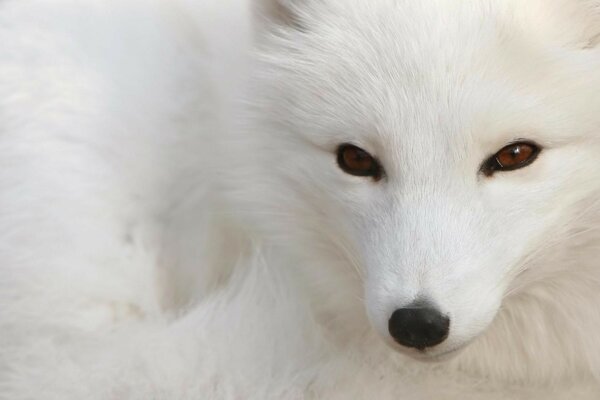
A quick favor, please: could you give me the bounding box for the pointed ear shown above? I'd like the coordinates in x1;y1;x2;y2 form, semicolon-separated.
564;0;600;49
526;0;600;49
580;1;600;48
584;32;600;49
253;0;304;30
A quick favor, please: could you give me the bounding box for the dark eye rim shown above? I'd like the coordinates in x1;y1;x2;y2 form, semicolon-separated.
336;143;385;181
481;140;542;177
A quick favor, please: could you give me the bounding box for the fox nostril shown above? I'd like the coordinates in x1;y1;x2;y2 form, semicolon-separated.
388;303;450;350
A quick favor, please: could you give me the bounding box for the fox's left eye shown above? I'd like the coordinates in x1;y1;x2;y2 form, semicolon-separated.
337;144;384;181
482;141;542;176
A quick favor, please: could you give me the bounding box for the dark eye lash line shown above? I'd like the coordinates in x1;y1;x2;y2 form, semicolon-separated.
480;141;543;177
336;143;386;181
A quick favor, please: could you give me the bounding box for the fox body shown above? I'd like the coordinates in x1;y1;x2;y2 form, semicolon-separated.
0;0;599;399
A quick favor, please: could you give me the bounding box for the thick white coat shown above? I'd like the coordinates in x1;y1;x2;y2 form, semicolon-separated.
0;0;599;399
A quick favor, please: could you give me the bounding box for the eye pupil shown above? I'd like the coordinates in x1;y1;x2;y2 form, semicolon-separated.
345;148;370;167
337;144;383;181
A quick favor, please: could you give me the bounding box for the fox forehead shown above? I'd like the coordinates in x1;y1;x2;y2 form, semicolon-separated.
261;0;598;159
286;0;599;47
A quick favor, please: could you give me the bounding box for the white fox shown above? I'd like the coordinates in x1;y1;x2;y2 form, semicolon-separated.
0;0;599;399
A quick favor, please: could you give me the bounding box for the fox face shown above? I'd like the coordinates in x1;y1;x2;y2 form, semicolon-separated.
235;0;600;359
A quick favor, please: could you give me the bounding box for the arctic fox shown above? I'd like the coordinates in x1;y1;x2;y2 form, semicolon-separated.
0;0;599;399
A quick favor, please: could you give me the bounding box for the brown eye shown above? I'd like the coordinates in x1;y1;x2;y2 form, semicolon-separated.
482;141;541;176
337;144;383;180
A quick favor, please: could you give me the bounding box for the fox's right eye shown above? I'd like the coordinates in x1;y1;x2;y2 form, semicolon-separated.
481;141;542;177
337;144;384;181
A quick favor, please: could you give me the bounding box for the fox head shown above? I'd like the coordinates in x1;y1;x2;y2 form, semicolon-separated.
231;0;600;360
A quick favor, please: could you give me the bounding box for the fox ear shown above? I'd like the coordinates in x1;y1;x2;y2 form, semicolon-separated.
527;0;600;49
585;16;600;49
585;31;600;49
253;0;304;29
566;0;600;49
579;1;600;48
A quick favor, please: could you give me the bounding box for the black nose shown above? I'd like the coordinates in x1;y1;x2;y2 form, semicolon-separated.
388;303;450;349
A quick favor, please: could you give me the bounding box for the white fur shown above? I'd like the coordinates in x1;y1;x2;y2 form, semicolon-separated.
0;0;599;398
